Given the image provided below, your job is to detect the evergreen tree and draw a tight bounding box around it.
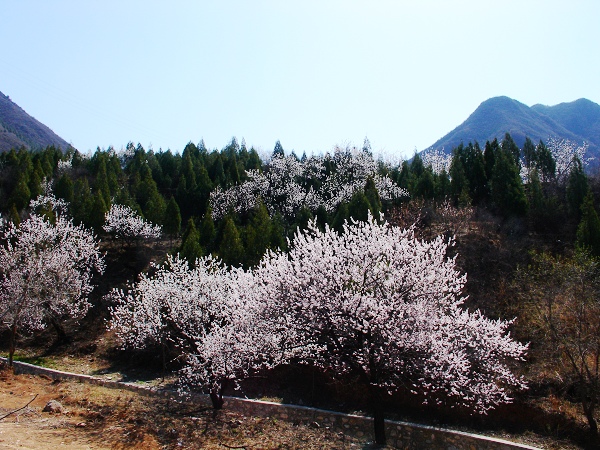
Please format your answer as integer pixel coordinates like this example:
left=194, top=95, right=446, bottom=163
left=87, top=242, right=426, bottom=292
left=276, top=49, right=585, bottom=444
left=272, top=140, right=285, bottom=157
left=89, top=192, right=108, bottom=233
left=576, top=192, right=600, bottom=257
left=270, top=212, right=286, bottom=251
left=449, top=151, right=469, bottom=204
left=180, top=218, right=203, bottom=266
left=348, top=191, right=371, bottom=223
left=434, top=169, right=451, bottom=199
left=218, top=216, right=244, bottom=267
left=484, top=139, right=499, bottom=181
left=315, top=204, right=329, bottom=231
left=28, top=161, right=43, bottom=200
left=95, top=156, right=111, bottom=206
left=364, top=177, right=382, bottom=218
left=522, top=137, right=537, bottom=172
left=244, top=201, right=272, bottom=267
left=536, top=140, right=556, bottom=182
left=199, top=208, right=217, bottom=252
left=332, top=203, right=350, bottom=234
left=463, top=142, right=488, bottom=204
left=501, top=133, right=521, bottom=166
left=490, top=148, right=528, bottom=216
left=567, top=157, right=588, bottom=220
left=414, top=167, right=435, bottom=200
left=292, top=206, right=314, bottom=233
left=55, top=173, right=74, bottom=204
left=163, top=197, right=182, bottom=238
left=72, top=178, right=94, bottom=226
left=9, top=175, right=31, bottom=211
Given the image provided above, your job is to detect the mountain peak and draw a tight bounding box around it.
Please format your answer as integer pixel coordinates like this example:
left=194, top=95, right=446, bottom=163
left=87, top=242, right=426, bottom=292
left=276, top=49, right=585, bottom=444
left=0, top=91, right=70, bottom=152
left=426, top=96, right=600, bottom=160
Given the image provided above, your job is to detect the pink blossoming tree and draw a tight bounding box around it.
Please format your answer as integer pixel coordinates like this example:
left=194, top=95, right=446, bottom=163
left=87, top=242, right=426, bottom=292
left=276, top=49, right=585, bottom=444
left=0, top=212, right=104, bottom=366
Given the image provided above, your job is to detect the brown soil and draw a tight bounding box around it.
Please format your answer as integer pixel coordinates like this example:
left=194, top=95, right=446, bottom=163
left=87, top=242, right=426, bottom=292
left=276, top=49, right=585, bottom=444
left=0, top=368, right=364, bottom=449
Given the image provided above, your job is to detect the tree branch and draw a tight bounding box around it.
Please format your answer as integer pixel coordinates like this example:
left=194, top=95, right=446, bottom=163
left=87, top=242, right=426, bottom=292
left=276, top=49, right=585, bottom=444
left=0, top=393, right=38, bottom=421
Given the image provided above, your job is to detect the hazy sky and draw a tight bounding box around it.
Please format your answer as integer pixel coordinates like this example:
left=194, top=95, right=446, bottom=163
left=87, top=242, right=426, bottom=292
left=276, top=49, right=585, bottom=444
left=1, top=1, right=599, bottom=160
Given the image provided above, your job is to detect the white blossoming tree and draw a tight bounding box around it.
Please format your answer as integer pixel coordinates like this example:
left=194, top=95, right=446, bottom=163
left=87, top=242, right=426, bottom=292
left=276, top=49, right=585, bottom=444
left=103, top=203, right=162, bottom=243
left=109, top=216, right=526, bottom=445
left=209, top=148, right=408, bottom=220
left=257, top=216, right=528, bottom=444
left=546, top=137, right=591, bottom=184
left=109, top=254, right=291, bottom=409
left=0, top=213, right=105, bottom=366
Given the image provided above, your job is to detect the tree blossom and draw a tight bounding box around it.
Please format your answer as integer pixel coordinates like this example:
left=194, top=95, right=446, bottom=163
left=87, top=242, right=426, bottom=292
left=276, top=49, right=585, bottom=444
left=109, top=255, right=292, bottom=408
left=546, top=137, right=591, bottom=184
left=109, top=214, right=526, bottom=444
left=103, top=203, right=162, bottom=241
left=421, top=148, right=452, bottom=175
left=256, top=215, right=527, bottom=443
left=29, top=190, right=69, bottom=218
left=0, top=213, right=105, bottom=365
left=210, top=148, right=408, bottom=220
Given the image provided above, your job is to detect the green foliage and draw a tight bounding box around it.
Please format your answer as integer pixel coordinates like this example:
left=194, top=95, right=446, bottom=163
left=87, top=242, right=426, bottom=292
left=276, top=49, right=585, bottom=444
left=491, top=146, right=528, bottom=217
left=364, top=177, right=382, bottom=218
left=567, top=157, right=588, bottom=220
left=163, top=197, right=182, bottom=237
left=576, top=192, right=600, bottom=257
left=180, top=218, right=203, bottom=265
left=9, top=174, right=30, bottom=211
left=55, top=173, right=74, bottom=204
left=218, top=216, right=244, bottom=267
left=199, top=208, right=217, bottom=252
left=244, top=201, right=272, bottom=267
left=348, top=191, right=371, bottom=223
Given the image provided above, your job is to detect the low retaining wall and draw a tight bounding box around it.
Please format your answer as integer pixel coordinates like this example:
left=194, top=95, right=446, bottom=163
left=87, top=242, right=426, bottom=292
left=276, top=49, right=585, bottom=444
left=1, top=357, right=539, bottom=450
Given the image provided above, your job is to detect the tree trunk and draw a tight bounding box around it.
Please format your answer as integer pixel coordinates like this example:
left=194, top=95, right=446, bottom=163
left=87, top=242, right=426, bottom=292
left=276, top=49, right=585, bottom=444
left=8, top=323, right=17, bottom=367
left=209, top=380, right=227, bottom=410
left=582, top=400, right=598, bottom=437
left=369, top=385, right=386, bottom=445
left=49, top=316, right=69, bottom=344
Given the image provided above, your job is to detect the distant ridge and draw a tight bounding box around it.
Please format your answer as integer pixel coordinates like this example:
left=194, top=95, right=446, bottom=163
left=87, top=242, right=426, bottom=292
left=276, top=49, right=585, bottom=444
left=0, top=91, right=70, bottom=152
left=426, top=96, right=600, bottom=159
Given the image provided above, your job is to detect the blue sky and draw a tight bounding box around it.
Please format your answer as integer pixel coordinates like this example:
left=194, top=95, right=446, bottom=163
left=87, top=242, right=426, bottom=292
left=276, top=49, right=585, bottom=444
left=1, top=1, right=599, bottom=160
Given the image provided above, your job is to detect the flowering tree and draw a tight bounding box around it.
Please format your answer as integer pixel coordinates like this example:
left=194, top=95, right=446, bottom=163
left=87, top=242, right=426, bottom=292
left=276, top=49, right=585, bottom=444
left=209, top=148, right=408, bottom=220
left=0, top=213, right=105, bottom=366
left=421, top=148, right=452, bottom=175
left=103, top=203, right=162, bottom=243
left=257, top=216, right=527, bottom=444
left=109, top=255, right=291, bottom=409
left=546, top=137, right=591, bottom=184
left=109, top=215, right=526, bottom=444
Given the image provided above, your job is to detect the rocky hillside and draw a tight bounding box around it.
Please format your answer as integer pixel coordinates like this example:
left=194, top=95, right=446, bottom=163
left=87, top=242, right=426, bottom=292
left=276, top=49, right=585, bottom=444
left=0, top=91, right=70, bottom=152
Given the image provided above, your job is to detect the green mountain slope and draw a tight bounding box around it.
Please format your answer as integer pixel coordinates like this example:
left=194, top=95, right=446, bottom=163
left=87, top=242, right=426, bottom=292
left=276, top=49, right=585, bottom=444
left=427, top=96, right=600, bottom=158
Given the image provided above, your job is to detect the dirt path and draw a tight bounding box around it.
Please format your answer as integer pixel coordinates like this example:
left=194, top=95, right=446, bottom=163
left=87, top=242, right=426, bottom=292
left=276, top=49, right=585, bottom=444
left=0, top=368, right=365, bottom=449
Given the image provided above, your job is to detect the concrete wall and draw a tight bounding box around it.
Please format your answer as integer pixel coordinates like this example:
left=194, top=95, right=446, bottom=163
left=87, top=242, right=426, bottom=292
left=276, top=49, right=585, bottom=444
left=1, top=357, right=539, bottom=450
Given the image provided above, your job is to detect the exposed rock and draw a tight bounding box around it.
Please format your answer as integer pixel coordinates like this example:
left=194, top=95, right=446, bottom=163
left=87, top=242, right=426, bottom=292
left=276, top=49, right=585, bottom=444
left=43, top=400, right=64, bottom=414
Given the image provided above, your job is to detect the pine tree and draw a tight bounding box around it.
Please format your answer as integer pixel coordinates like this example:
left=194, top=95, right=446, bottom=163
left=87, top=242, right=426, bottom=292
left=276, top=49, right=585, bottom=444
left=244, top=201, right=272, bottom=267
left=567, top=157, right=588, bottom=221
left=180, top=218, right=203, bottom=266
left=576, top=191, right=600, bottom=257
left=55, top=173, right=74, bottom=204
left=218, top=216, right=244, bottom=267
left=163, top=197, right=182, bottom=238
left=364, top=177, right=382, bottom=218
left=9, top=175, right=31, bottom=211
left=199, top=208, right=217, bottom=252
left=348, top=191, right=371, bottom=223
left=490, top=148, right=528, bottom=217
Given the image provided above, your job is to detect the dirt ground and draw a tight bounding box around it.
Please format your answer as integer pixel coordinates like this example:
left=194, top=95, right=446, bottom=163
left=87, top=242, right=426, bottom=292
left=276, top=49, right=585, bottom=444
left=0, top=368, right=366, bottom=450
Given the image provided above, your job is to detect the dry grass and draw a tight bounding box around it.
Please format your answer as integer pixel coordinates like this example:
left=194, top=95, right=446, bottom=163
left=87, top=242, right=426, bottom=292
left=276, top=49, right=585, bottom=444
left=0, top=368, right=367, bottom=449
